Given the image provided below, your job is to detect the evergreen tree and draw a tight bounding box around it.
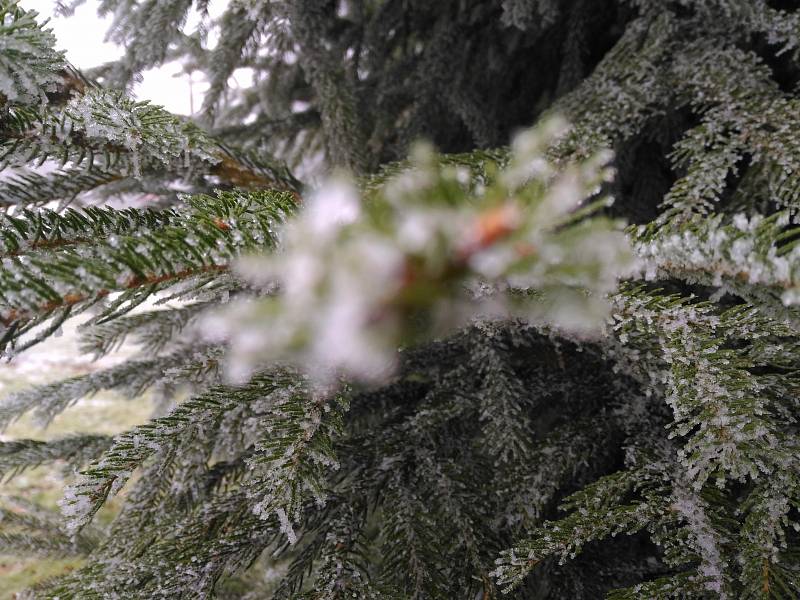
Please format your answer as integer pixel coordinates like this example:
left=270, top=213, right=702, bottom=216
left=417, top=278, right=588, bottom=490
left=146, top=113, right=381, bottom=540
left=2, top=0, right=800, bottom=598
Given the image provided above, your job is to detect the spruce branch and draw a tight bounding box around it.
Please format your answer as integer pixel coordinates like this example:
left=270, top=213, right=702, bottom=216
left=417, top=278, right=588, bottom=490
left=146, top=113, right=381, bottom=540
left=0, top=435, right=112, bottom=479
left=0, top=1, right=64, bottom=105
left=0, top=189, right=296, bottom=352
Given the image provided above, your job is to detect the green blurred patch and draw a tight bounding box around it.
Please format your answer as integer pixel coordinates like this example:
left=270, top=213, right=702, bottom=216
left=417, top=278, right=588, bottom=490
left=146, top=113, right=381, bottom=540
left=0, top=372, right=153, bottom=594
left=5, top=393, right=154, bottom=440
left=0, top=556, right=84, bottom=600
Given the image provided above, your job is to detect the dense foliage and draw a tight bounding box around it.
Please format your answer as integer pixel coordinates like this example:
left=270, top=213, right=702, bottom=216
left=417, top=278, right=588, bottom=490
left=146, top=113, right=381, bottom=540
left=3, top=0, right=800, bottom=598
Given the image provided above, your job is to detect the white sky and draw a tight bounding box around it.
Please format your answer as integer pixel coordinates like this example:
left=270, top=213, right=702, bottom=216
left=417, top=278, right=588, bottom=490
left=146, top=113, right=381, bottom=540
left=20, top=0, right=211, bottom=115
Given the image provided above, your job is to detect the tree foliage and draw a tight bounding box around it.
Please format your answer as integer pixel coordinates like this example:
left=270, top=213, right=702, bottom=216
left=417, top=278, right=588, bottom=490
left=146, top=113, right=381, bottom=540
left=2, top=0, right=800, bottom=598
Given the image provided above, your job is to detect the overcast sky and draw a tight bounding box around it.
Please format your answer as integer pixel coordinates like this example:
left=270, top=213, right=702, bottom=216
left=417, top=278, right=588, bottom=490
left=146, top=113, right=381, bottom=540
left=21, top=0, right=208, bottom=115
